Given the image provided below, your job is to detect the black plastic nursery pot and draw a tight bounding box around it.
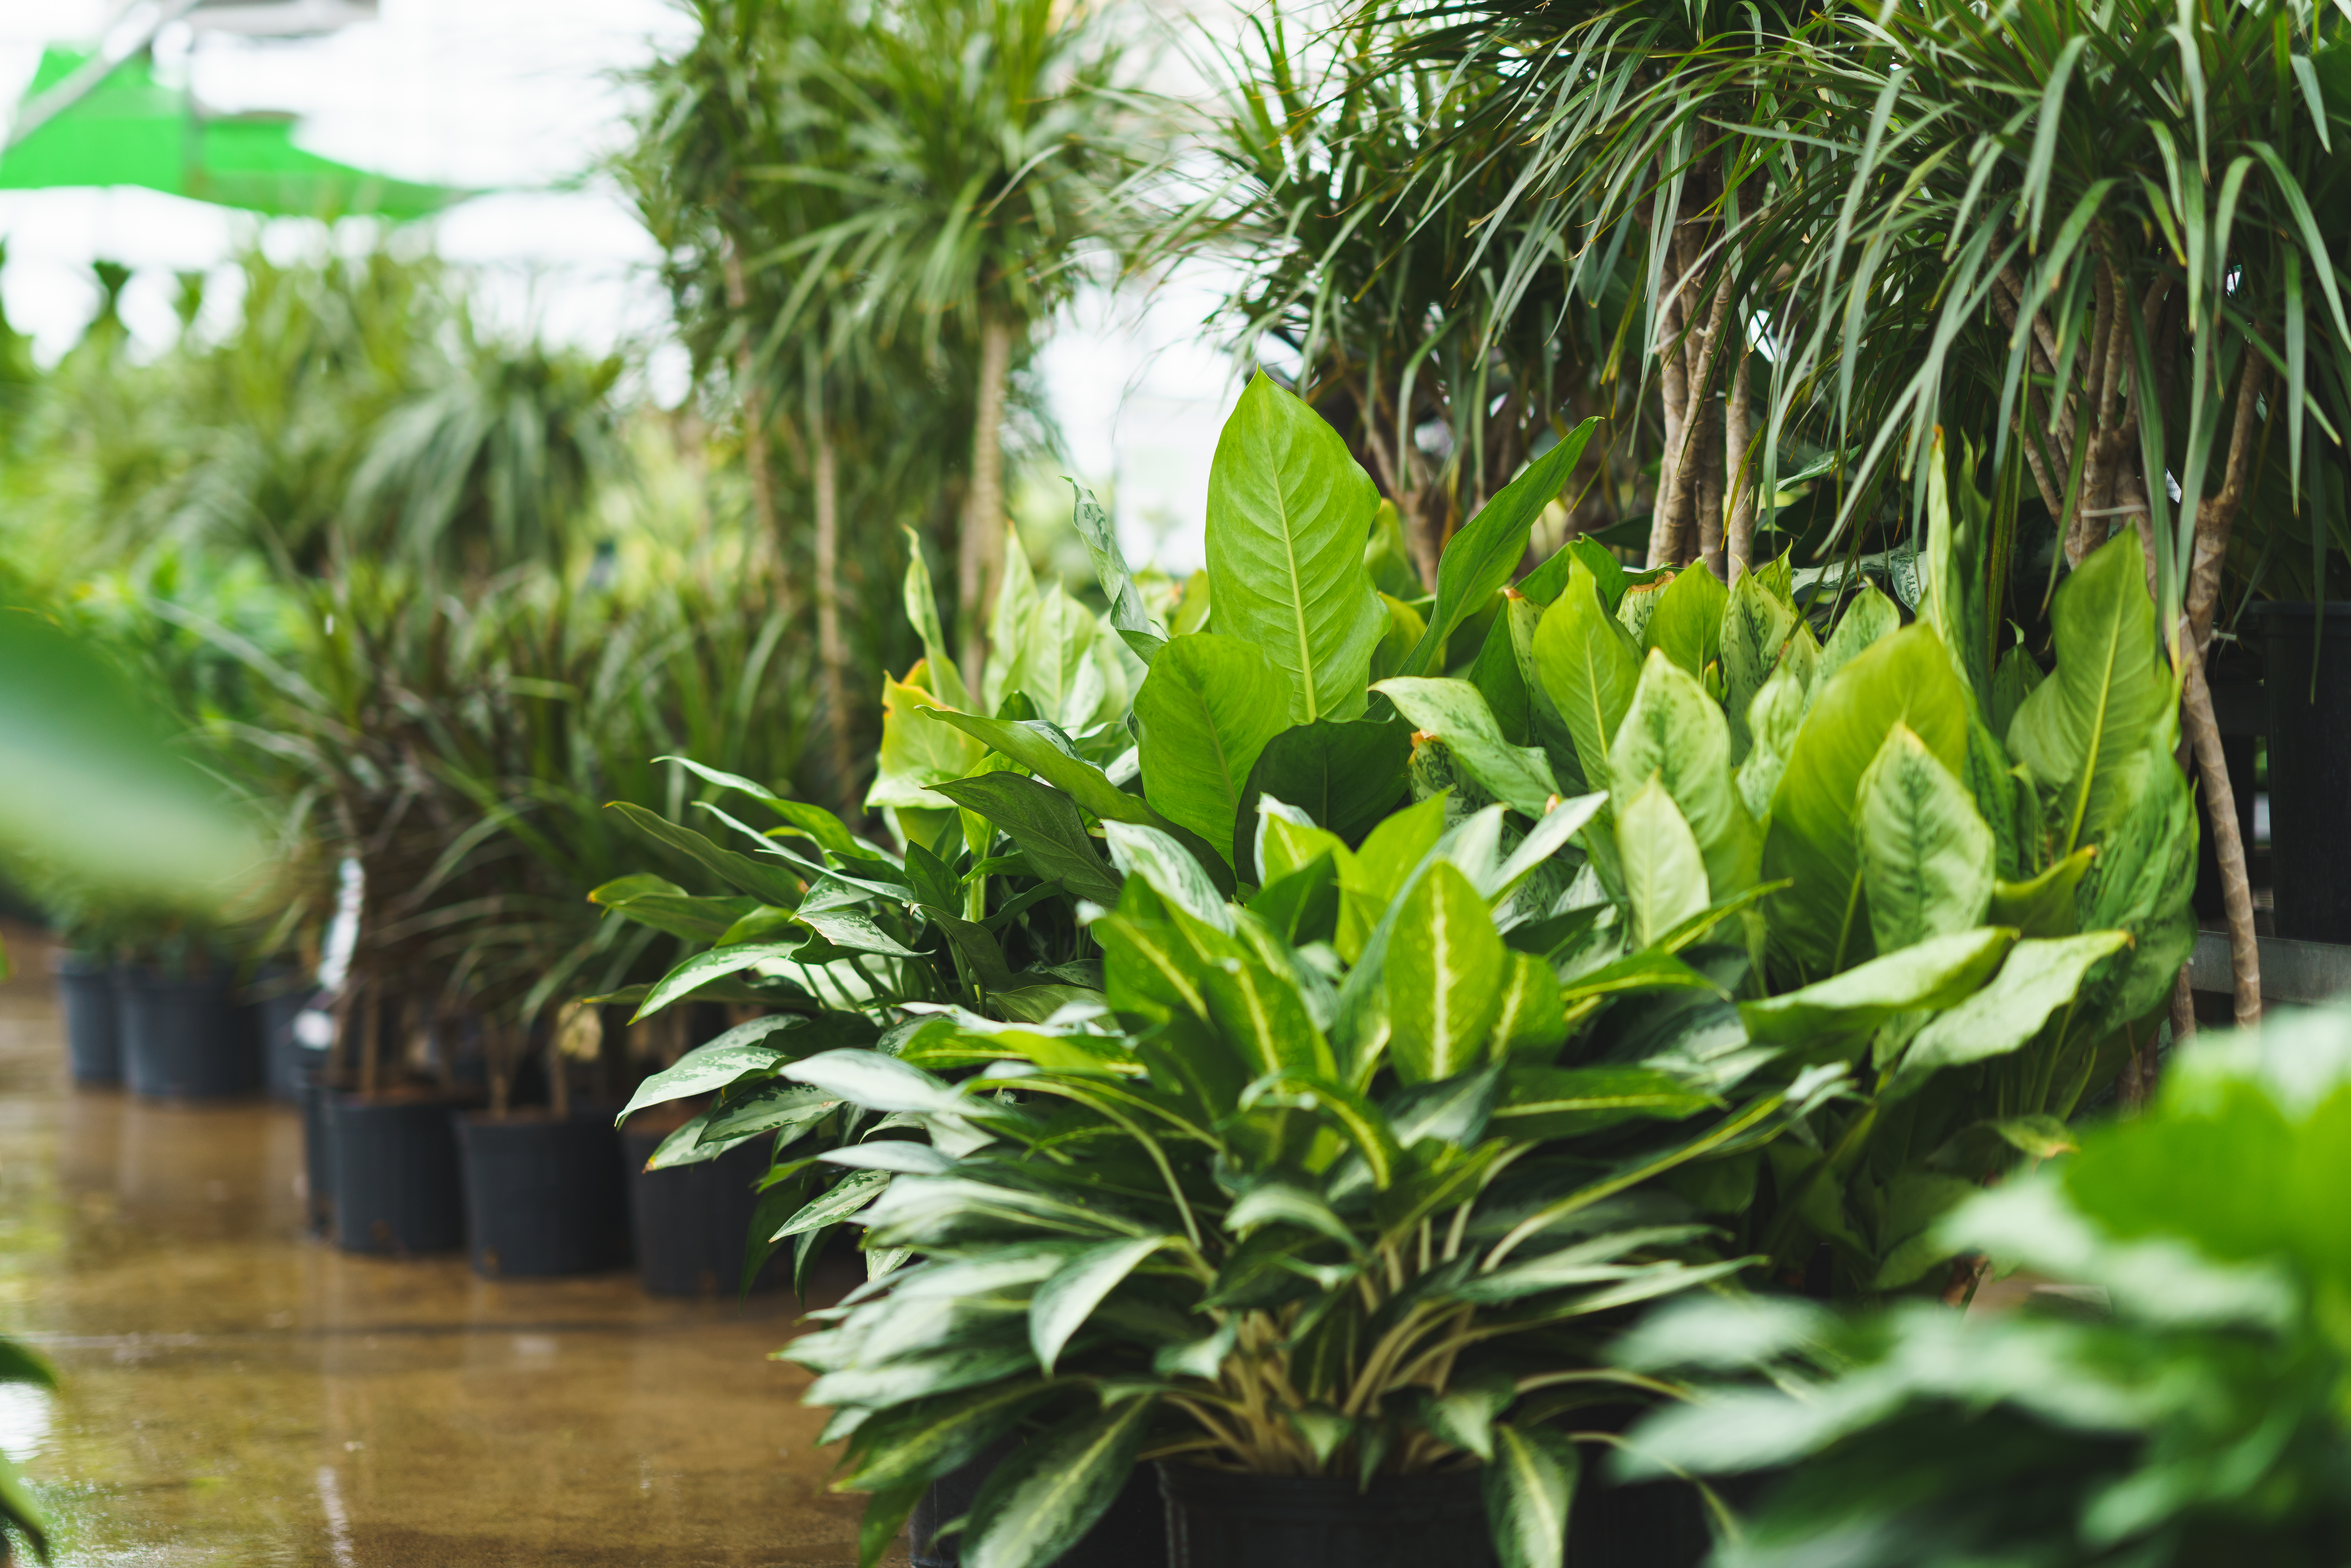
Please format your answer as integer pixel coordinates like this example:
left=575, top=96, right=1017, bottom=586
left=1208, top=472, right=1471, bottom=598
left=622, top=1123, right=783, bottom=1296
left=247, top=968, right=315, bottom=1104
left=458, top=1111, right=632, bottom=1278
left=909, top=1444, right=1167, bottom=1568
left=120, top=967, right=260, bottom=1100
left=330, top=1091, right=467, bottom=1255
left=1157, top=1463, right=1494, bottom=1568
left=300, top=1068, right=337, bottom=1236
left=2255, top=601, right=2351, bottom=943
left=54, top=953, right=121, bottom=1087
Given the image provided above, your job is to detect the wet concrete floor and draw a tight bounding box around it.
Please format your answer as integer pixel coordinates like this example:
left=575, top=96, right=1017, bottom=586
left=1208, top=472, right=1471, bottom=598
left=0, top=934, right=895, bottom=1566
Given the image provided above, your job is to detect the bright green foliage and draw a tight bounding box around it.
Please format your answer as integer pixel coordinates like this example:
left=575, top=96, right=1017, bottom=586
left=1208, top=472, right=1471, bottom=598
left=1854, top=725, right=1993, bottom=954
left=1626, top=1009, right=2351, bottom=1567
left=1134, top=633, right=1288, bottom=864
left=1206, top=373, right=1387, bottom=724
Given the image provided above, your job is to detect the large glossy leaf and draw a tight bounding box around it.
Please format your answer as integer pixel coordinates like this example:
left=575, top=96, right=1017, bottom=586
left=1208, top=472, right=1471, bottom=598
left=923, top=708, right=1150, bottom=826
left=1737, top=664, right=1808, bottom=821
left=1641, top=564, right=1728, bottom=679
left=1492, top=1066, right=1718, bottom=1138
left=1812, top=582, right=1901, bottom=694
left=657, top=754, right=870, bottom=860
left=633, top=939, right=807, bottom=1021
left=1611, top=649, right=1755, bottom=901
left=2006, top=531, right=2176, bottom=854
left=1739, top=926, right=2016, bottom=1043
left=1855, top=724, right=1993, bottom=953
left=1763, top=625, right=1972, bottom=979
left=1030, top=1236, right=1172, bottom=1372
left=998, top=585, right=1110, bottom=731
left=1205, top=372, right=1385, bottom=723
left=1531, top=562, right=1644, bottom=790
left=1401, top=418, right=1598, bottom=676
left=1485, top=1423, right=1581, bottom=1568
left=589, top=876, right=761, bottom=942
left=794, top=905, right=924, bottom=957
left=963, top=1398, right=1159, bottom=1568
left=835, top=1381, right=1057, bottom=1495
left=1135, top=633, right=1290, bottom=866
left=1385, top=860, right=1510, bottom=1083
left=1616, top=780, right=1710, bottom=948
left=1375, top=677, right=1560, bottom=817
left=1234, top=718, right=1411, bottom=873
left=614, top=1020, right=798, bottom=1120
left=1070, top=480, right=1166, bottom=662
left=1990, top=848, right=2094, bottom=937
left=868, top=667, right=985, bottom=812
left=699, top=1082, right=841, bottom=1144
left=774, top=1168, right=893, bottom=1241
left=928, top=773, right=1122, bottom=903
left=900, top=535, right=971, bottom=711
left=1887, top=932, right=2131, bottom=1097
left=784, top=1049, right=968, bottom=1117
left=1104, top=821, right=1233, bottom=933
left=1721, top=571, right=1797, bottom=761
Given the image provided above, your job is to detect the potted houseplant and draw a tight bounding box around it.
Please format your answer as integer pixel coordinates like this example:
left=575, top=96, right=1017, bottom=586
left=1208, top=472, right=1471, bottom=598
left=117, top=917, right=261, bottom=1101
left=777, top=809, right=1840, bottom=1568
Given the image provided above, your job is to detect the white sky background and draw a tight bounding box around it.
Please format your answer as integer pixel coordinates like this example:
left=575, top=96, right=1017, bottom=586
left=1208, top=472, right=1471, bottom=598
left=0, top=0, right=1247, bottom=574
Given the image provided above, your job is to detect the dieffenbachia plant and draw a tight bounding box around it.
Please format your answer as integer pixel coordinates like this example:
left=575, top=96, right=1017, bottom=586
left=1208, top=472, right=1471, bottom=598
left=782, top=800, right=1844, bottom=1568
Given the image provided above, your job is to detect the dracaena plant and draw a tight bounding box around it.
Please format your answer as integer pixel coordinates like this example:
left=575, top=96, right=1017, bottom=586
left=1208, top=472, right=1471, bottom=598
left=775, top=807, right=1843, bottom=1568
left=1616, top=1005, right=2351, bottom=1568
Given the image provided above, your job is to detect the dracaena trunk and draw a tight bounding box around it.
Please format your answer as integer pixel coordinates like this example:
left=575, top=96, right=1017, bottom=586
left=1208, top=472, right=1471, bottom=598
left=958, top=316, right=1015, bottom=680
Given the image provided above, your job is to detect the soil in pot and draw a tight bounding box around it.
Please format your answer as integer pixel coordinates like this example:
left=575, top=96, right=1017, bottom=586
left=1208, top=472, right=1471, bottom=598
left=2256, top=601, right=2351, bottom=942
left=54, top=953, right=121, bottom=1087
left=1158, top=1463, right=1494, bottom=1568
left=910, top=1442, right=1166, bottom=1568
left=330, top=1089, right=467, bottom=1255
left=121, top=967, right=259, bottom=1100
left=459, top=1110, right=632, bottom=1277
left=622, top=1115, right=784, bottom=1296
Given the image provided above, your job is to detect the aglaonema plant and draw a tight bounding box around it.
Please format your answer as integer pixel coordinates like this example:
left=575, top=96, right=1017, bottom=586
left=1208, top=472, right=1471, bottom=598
left=780, top=801, right=1844, bottom=1568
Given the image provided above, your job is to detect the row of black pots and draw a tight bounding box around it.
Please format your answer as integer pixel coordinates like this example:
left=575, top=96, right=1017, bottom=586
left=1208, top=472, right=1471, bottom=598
left=910, top=1450, right=1708, bottom=1568
left=301, top=1081, right=780, bottom=1295
left=54, top=958, right=312, bottom=1102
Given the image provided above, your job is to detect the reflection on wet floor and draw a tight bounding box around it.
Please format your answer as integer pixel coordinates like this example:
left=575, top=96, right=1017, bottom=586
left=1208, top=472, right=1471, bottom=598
left=0, top=932, right=887, bottom=1567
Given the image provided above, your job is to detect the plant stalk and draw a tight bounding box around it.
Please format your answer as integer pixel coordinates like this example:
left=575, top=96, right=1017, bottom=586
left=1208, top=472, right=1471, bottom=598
left=958, top=315, right=1015, bottom=679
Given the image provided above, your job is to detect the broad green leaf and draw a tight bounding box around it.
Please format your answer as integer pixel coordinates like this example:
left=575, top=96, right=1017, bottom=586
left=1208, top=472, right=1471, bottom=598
left=1402, top=418, right=1597, bottom=675
left=1887, top=932, right=2131, bottom=1096
left=2006, top=531, right=2176, bottom=854
left=1812, top=583, right=1901, bottom=695
left=1616, top=575, right=1668, bottom=641
left=1739, top=926, right=2016, bottom=1043
left=699, top=1082, right=840, bottom=1144
left=1485, top=1424, right=1581, bottom=1568
left=1855, top=724, right=1993, bottom=953
left=1375, top=677, right=1560, bottom=817
left=1235, top=718, right=1411, bottom=873
left=963, top=1398, right=1159, bottom=1568
left=999, top=585, right=1109, bottom=730
left=868, top=669, right=985, bottom=812
left=983, top=524, right=1040, bottom=714
left=632, top=940, right=806, bottom=1021
left=1203, top=945, right=1335, bottom=1079
left=2076, top=738, right=2198, bottom=1027
left=1228, top=1182, right=1359, bottom=1249
left=1531, top=562, right=1643, bottom=792
left=1205, top=372, right=1385, bottom=723
left=644, top=1109, right=755, bottom=1169
left=1031, top=1236, right=1172, bottom=1372
left=1386, top=860, right=1510, bottom=1083
left=1104, top=821, right=1233, bottom=934
left=1416, top=1368, right=1518, bottom=1461
left=1467, top=611, right=1533, bottom=745
left=1369, top=591, right=1428, bottom=684
left=1990, top=643, right=2044, bottom=741
left=1721, top=570, right=1796, bottom=761
left=784, top=1049, right=968, bottom=1117
left=1493, top=950, right=1568, bottom=1059
left=1135, top=633, right=1289, bottom=865
left=1337, top=793, right=1450, bottom=962
left=773, top=1168, right=893, bottom=1240
left=794, top=906, right=924, bottom=957
left=615, top=1021, right=797, bottom=1120
left=1641, top=564, right=1728, bottom=679
left=1990, top=847, right=2094, bottom=937
left=1491, top=791, right=1608, bottom=902
left=1611, top=649, right=1755, bottom=901
left=591, top=880, right=761, bottom=943
left=1738, top=664, right=1808, bottom=821
left=807, top=1344, right=1034, bottom=1411
left=834, top=1381, right=1057, bottom=1495
left=858, top=1484, right=924, bottom=1568
left=1255, top=798, right=1351, bottom=885
left=1492, top=1065, right=1719, bottom=1138
left=1069, top=479, right=1167, bottom=662
left=1763, top=625, right=1972, bottom=978
left=1617, top=779, right=1709, bottom=948
left=607, top=801, right=807, bottom=908
left=928, top=773, right=1122, bottom=903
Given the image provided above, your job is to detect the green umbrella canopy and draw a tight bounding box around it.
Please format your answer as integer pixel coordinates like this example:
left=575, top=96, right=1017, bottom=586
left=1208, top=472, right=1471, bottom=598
left=0, top=46, right=465, bottom=221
